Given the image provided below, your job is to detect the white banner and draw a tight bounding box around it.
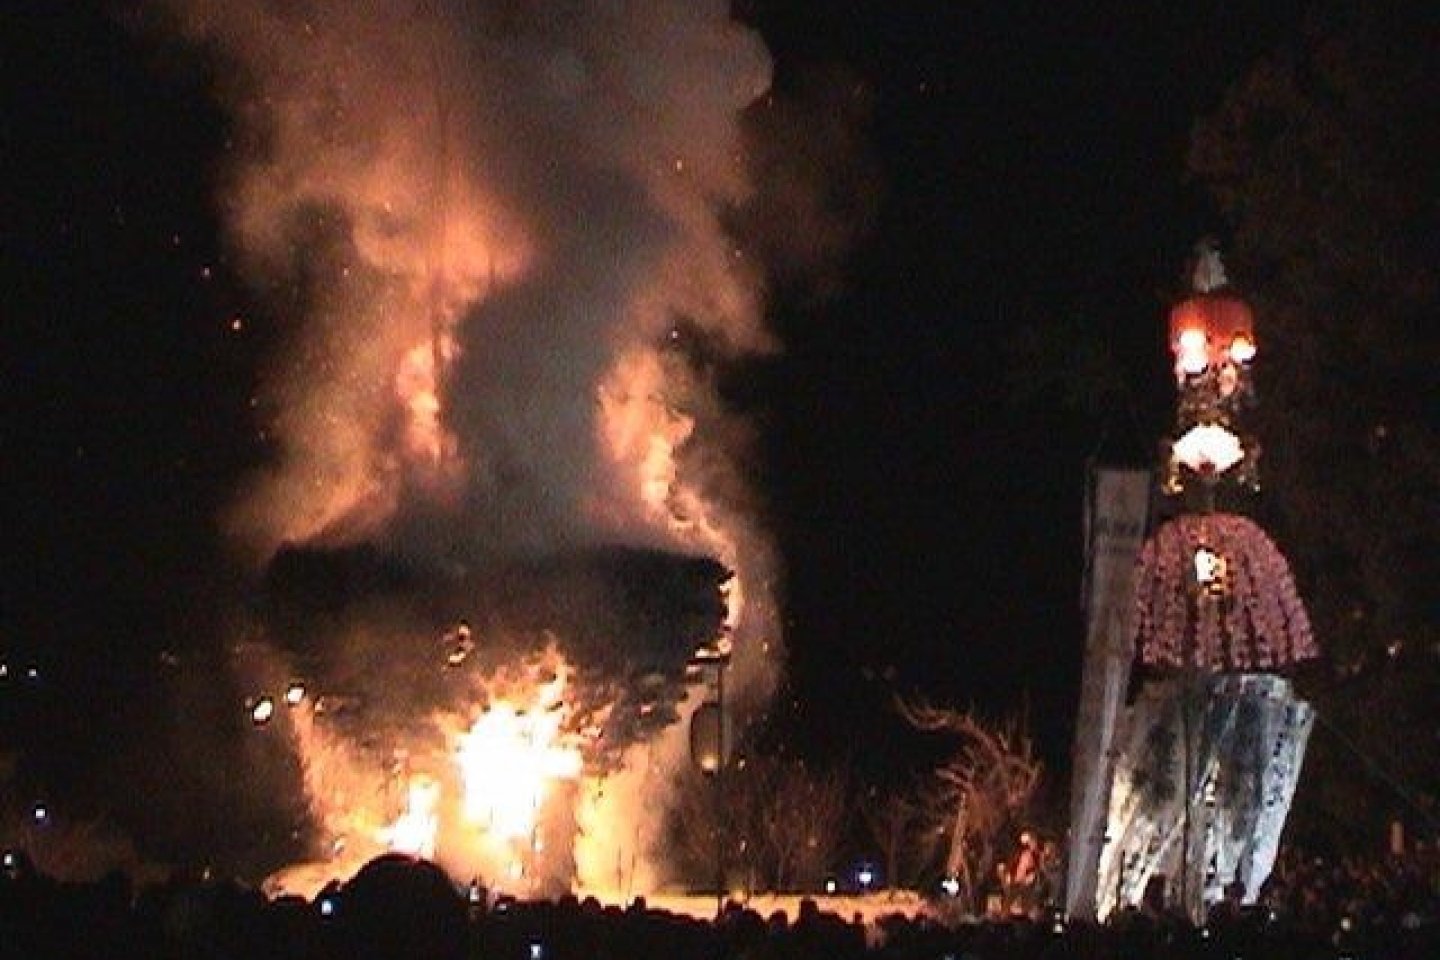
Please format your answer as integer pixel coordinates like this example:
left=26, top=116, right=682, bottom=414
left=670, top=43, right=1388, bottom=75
left=1064, top=466, right=1151, bottom=919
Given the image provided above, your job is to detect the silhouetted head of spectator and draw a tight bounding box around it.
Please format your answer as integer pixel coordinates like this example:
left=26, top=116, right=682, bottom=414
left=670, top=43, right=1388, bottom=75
left=1141, top=874, right=1167, bottom=916
left=336, top=854, right=467, bottom=960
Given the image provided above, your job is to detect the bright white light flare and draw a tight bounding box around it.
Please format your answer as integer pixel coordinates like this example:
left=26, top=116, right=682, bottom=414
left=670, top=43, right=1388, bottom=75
left=251, top=696, right=276, bottom=725
left=1229, top=334, right=1256, bottom=364
left=1172, top=424, right=1244, bottom=475
left=457, top=675, right=583, bottom=844
left=385, top=776, right=440, bottom=858
left=1176, top=328, right=1209, bottom=376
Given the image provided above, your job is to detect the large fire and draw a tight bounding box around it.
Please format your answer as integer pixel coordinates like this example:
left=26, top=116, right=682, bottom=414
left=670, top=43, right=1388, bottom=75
left=269, top=644, right=596, bottom=898
left=165, top=0, right=784, bottom=899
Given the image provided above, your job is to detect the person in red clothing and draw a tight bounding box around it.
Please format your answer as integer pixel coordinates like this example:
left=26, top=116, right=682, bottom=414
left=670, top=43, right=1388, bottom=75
left=1005, top=830, right=1042, bottom=917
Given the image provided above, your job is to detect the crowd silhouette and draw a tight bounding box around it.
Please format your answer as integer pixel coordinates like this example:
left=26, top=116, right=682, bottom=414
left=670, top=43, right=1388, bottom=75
left=2, top=845, right=1436, bottom=960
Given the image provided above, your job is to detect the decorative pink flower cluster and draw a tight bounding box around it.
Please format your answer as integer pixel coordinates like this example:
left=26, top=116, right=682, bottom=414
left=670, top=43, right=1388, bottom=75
left=1133, top=513, right=1318, bottom=671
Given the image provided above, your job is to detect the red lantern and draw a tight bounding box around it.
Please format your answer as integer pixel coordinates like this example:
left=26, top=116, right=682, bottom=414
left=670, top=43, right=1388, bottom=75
left=1168, top=292, right=1255, bottom=378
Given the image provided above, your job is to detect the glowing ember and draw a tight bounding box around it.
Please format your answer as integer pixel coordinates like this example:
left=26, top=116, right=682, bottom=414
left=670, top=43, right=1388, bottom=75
left=250, top=696, right=275, bottom=725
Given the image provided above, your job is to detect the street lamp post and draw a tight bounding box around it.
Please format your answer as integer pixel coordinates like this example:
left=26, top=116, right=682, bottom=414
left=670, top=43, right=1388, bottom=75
left=688, top=643, right=731, bottom=915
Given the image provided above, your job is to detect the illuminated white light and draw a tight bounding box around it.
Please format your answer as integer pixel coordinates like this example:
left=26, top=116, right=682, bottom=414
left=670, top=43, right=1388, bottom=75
left=857, top=867, right=875, bottom=888
left=941, top=876, right=961, bottom=897
left=824, top=878, right=837, bottom=894
left=385, top=777, right=440, bottom=858
left=457, top=694, right=583, bottom=843
left=1194, top=547, right=1225, bottom=586
left=1229, top=334, right=1257, bottom=363
left=284, top=682, right=306, bottom=706
left=1172, top=424, right=1244, bottom=474
left=1176, top=328, right=1209, bottom=375
left=32, top=805, right=48, bottom=824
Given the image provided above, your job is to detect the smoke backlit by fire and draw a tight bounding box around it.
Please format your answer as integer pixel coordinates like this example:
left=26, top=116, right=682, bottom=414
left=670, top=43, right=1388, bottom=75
left=161, top=0, right=784, bottom=893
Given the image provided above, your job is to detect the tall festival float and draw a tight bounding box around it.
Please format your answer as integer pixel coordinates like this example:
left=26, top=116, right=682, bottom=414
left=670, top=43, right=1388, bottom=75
left=1068, top=243, right=1319, bottom=922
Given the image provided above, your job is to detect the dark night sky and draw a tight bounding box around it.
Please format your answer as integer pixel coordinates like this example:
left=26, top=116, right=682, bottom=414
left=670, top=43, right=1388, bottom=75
left=2, top=0, right=1310, bottom=839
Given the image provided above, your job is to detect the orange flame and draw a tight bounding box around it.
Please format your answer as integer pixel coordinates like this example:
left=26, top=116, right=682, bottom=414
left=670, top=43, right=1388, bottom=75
left=455, top=667, right=583, bottom=845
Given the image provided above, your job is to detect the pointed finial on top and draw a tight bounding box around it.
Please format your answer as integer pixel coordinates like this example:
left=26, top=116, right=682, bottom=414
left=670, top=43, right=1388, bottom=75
left=1191, top=237, right=1228, bottom=293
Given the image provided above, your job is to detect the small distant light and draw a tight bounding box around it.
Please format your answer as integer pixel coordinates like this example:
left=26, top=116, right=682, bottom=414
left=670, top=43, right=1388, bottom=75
left=284, top=682, right=306, bottom=706
left=1340, top=916, right=1353, bottom=932
left=529, top=942, right=544, bottom=960
left=1200, top=926, right=1211, bottom=939
left=0, top=662, right=8, bottom=678
left=856, top=867, right=874, bottom=889
left=824, top=879, right=837, bottom=894
left=251, top=696, right=275, bottom=726
left=319, top=897, right=337, bottom=917
left=468, top=882, right=483, bottom=904
left=3, top=850, right=17, bottom=870
left=32, top=804, right=48, bottom=824
left=940, top=877, right=961, bottom=897
left=25, top=666, right=39, bottom=682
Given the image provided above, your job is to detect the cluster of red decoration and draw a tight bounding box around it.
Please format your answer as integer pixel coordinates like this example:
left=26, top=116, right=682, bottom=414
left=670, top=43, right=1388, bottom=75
left=1133, top=514, right=1317, bottom=672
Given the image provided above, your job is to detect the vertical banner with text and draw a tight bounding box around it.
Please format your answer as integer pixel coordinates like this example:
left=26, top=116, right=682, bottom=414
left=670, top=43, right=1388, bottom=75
left=1064, top=466, right=1151, bottom=919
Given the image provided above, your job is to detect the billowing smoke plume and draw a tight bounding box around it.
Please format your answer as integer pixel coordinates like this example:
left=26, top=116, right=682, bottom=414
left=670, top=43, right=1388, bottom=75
left=164, top=0, right=778, bottom=691
left=159, top=0, right=784, bottom=888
